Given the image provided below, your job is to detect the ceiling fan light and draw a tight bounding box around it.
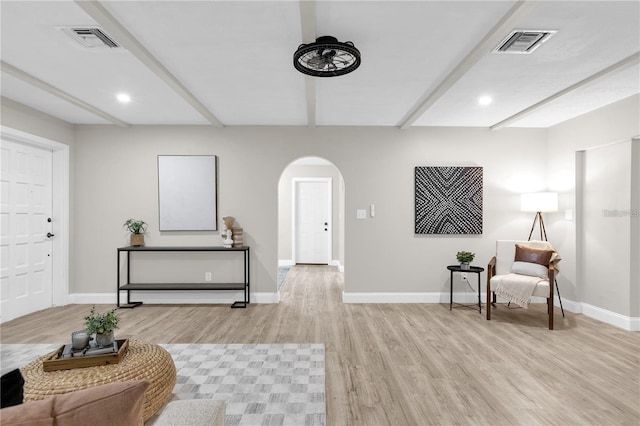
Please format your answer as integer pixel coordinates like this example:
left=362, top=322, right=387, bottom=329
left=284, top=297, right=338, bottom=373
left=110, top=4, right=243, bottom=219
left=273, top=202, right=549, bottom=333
left=116, top=93, right=131, bottom=103
left=478, top=96, right=492, bottom=106
left=293, top=36, right=361, bottom=77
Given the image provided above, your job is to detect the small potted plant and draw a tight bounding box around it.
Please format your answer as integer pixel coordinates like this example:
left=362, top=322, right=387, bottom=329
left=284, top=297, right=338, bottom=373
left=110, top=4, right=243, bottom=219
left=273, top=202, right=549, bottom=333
left=456, top=251, right=475, bottom=270
left=84, top=306, right=119, bottom=348
left=124, top=219, right=147, bottom=246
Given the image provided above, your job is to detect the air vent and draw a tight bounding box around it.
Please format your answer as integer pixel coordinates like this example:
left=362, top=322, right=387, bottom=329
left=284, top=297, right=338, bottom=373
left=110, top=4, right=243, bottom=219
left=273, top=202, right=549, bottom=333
left=493, top=30, right=557, bottom=54
left=59, top=27, right=120, bottom=48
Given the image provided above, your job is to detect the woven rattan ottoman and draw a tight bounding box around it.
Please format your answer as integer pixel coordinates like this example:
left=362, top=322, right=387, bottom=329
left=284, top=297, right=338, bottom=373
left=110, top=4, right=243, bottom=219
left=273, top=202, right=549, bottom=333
left=21, top=339, right=176, bottom=422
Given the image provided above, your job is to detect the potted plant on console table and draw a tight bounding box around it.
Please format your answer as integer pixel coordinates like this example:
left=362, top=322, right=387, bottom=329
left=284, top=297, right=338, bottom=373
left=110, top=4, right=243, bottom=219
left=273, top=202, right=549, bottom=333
left=84, top=306, right=119, bottom=348
left=124, top=218, right=147, bottom=247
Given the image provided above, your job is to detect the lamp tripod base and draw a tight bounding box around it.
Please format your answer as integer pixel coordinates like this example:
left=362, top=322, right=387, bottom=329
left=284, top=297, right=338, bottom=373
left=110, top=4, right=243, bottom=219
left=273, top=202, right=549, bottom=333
left=527, top=211, right=565, bottom=317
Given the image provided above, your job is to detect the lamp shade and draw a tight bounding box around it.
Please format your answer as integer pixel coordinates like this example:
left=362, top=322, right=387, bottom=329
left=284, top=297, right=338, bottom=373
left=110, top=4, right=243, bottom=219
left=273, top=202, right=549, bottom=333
left=520, top=192, right=558, bottom=212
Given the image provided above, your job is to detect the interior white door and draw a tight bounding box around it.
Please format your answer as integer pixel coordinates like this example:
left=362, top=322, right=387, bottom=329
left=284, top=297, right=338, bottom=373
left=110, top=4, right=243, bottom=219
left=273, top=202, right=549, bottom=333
left=0, top=139, right=53, bottom=322
left=294, top=179, right=330, bottom=264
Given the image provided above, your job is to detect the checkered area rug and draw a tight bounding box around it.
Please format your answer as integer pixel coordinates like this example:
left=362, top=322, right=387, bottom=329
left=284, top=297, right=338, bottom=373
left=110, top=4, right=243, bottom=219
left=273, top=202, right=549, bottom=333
left=0, top=343, right=326, bottom=426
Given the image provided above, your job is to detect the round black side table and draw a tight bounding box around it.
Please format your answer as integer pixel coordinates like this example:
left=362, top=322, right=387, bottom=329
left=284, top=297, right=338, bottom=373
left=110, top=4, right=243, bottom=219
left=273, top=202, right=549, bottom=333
left=447, top=265, right=485, bottom=313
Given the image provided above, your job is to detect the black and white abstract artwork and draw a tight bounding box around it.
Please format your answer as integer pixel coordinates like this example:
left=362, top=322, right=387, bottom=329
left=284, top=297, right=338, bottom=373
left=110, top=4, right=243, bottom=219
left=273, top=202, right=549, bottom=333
left=415, top=166, right=483, bottom=234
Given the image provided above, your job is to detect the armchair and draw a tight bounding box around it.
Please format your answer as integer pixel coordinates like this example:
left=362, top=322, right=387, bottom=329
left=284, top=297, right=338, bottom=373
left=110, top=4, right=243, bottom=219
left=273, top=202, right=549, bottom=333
left=486, top=240, right=559, bottom=329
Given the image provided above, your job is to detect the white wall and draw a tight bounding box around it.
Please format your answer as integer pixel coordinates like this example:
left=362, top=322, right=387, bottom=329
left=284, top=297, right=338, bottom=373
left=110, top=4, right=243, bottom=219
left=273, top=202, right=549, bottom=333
left=580, top=142, right=632, bottom=315
left=3, top=94, right=638, bottom=326
left=340, top=127, right=548, bottom=294
left=632, top=138, right=640, bottom=318
left=70, top=125, right=547, bottom=300
left=548, top=94, right=640, bottom=321
left=1, top=98, right=75, bottom=146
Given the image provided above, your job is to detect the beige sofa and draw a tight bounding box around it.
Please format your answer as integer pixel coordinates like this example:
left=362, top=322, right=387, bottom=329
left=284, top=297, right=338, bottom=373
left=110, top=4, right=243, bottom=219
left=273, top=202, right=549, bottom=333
left=0, top=380, right=225, bottom=426
left=147, top=399, right=226, bottom=426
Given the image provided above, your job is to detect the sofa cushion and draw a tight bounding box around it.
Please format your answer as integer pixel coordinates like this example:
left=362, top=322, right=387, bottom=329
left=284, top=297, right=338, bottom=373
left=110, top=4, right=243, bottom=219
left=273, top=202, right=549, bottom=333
left=1, top=369, right=25, bottom=408
left=489, top=273, right=550, bottom=298
left=495, top=240, right=554, bottom=276
left=0, top=380, right=149, bottom=426
left=510, top=260, right=549, bottom=279
left=148, top=399, right=226, bottom=426
left=514, top=244, right=554, bottom=266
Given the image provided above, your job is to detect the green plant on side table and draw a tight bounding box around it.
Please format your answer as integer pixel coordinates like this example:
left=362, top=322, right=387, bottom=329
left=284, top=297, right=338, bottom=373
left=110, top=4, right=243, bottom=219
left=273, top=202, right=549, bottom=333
left=456, top=251, right=475, bottom=270
left=124, top=218, right=147, bottom=247
left=85, top=306, right=119, bottom=348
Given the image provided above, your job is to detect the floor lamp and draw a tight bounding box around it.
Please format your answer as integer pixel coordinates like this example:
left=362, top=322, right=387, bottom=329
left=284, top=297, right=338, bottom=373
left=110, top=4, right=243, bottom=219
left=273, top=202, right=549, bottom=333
left=520, top=192, right=565, bottom=317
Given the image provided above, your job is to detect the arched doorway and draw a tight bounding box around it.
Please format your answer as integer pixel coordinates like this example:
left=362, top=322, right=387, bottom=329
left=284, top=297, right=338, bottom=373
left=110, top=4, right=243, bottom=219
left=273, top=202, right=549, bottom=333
left=277, top=156, right=345, bottom=295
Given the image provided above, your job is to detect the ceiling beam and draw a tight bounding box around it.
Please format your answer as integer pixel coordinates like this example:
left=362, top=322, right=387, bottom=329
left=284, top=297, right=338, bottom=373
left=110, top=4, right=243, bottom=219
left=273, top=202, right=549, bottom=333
left=1, top=61, right=129, bottom=127
left=299, top=0, right=317, bottom=128
left=75, top=0, right=224, bottom=127
left=491, top=52, right=640, bottom=129
left=399, top=0, right=536, bottom=130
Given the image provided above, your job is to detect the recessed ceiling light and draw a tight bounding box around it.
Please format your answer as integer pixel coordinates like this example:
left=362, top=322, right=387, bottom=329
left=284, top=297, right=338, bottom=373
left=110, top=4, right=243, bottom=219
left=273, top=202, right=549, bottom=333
left=478, top=96, right=492, bottom=106
left=116, top=93, right=131, bottom=103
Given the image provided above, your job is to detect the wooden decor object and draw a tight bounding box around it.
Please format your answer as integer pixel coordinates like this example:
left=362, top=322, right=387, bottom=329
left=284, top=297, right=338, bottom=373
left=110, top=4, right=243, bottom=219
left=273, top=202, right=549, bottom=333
left=232, top=227, right=244, bottom=247
left=43, top=339, right=129, bottom=371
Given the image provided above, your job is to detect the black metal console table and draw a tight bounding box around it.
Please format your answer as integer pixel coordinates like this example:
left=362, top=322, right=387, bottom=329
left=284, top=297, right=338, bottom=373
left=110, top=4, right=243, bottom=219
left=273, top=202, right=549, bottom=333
left=117, top=246, right=250, bottom=309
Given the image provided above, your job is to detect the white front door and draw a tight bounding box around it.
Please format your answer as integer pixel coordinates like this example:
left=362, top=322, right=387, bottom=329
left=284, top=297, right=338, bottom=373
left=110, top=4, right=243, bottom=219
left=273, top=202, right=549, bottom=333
left=294, top=179, right=331, bottom=264
left=0, top=139, right=53, bottom=322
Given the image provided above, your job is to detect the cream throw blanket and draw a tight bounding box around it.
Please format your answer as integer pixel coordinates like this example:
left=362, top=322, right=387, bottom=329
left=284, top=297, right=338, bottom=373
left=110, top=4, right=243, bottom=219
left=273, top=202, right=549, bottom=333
left=493, top=251, right=561, bottom=309
left=493, top=273, right=546, bottom=309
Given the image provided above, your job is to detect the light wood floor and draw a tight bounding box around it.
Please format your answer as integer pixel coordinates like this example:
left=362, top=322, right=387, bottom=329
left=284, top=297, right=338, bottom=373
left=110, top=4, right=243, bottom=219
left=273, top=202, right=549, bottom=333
left=2, top=265, right=639, bottom=425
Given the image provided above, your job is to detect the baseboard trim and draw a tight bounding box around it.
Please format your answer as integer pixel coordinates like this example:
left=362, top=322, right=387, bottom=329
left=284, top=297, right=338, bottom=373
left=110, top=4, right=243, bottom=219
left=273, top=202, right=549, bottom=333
left=68, top=293, right=116, bottom=304
left=342, top=292, right=638, bottom=331
left=278, top=260, right=294, bottom=267
left=253, top=292, right=279, bottom=304
left=69, top=292, right=638, bottom=331
left=330, top=259, right=344, bottom=272
left=581, top=302, right=639, bottom=331
left=69, top=291, right=278, bottom=305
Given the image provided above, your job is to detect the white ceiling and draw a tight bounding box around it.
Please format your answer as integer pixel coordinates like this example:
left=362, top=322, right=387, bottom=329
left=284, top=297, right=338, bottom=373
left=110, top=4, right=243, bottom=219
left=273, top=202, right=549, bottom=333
left=1, top=1, right=638, bottom=129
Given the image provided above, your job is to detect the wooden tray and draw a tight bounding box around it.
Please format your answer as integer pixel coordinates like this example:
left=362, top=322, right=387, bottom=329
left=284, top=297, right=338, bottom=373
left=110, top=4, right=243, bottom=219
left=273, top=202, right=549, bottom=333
left=43, top=339, right=129, bottom=372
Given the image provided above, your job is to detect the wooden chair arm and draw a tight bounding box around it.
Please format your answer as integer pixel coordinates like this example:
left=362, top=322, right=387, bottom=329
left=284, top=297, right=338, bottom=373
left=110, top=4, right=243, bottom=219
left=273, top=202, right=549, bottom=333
left=486, top=256, right=497, bottom=312
left=487, top=256, right=496, bottom=278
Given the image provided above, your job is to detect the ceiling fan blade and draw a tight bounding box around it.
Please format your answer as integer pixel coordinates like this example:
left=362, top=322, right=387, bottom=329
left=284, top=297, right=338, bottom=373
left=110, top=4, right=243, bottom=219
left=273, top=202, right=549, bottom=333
left=307, top=56, right=323, bottom=67
left=321, top=49, right=337, bottom=60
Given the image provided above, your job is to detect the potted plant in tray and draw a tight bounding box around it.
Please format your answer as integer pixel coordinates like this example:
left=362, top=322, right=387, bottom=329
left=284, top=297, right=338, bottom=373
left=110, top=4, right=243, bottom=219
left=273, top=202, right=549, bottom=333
left=456, top=251, right=475, bottom=270
left=85, top=306, right=119, bottom=348
left=124, top=219, right=147, bottom=246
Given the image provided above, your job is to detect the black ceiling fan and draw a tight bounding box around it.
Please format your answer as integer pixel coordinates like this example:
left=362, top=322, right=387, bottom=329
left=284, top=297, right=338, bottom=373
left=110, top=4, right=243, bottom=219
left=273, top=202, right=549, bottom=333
left=293, top=36, right=361, bottom=77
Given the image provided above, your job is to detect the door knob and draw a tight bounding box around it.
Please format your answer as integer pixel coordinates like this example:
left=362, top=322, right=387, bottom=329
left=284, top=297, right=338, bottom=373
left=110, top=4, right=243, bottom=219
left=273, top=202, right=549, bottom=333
left=47, top=232, right=55, bottom=238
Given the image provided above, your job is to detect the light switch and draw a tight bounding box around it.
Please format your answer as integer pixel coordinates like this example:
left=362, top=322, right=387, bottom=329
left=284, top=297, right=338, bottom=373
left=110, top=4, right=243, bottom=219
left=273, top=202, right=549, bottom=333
left=356, top=209, right=367, bottom=219
left=565, top=209, right=573, bottom=221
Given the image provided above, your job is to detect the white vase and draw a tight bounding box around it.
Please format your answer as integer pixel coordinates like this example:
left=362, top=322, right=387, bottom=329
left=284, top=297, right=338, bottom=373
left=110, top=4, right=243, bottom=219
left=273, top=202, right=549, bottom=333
left=460, top=262, right=470, bottom=270
left=223, top=229, right=233, bottom=248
